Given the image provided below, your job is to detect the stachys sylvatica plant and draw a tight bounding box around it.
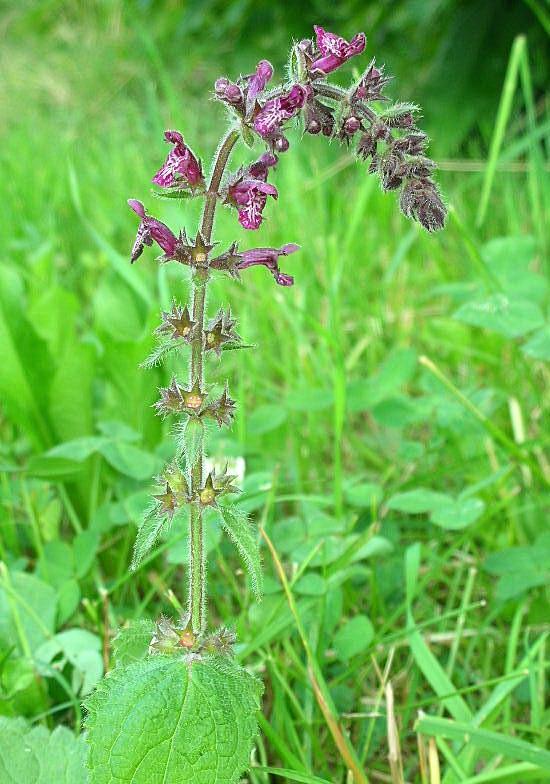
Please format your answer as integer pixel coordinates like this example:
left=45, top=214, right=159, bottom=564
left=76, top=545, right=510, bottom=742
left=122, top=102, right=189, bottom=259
left=85, top=25, right=446, bottom=784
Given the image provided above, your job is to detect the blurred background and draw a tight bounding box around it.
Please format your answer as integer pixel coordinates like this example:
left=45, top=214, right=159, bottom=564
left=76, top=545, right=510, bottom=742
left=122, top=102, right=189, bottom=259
left=0, top=0, right=549, bottom=781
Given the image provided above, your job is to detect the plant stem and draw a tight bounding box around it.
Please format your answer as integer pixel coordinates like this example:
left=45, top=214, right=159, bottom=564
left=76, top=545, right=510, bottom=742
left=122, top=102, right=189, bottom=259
left=187, top=127, right=240, bottom=633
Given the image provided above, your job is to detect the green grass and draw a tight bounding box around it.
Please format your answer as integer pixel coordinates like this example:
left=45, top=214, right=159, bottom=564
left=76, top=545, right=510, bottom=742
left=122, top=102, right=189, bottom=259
left=0, top=3, right=549, bottom=783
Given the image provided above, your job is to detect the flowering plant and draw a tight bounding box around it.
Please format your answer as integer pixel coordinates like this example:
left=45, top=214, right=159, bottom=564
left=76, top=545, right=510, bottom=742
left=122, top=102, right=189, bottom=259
left=85, top=25, right=446, bottom=784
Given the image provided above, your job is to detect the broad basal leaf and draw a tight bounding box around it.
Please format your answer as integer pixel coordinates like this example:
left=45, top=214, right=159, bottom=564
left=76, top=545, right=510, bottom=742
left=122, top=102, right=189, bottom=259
left=217, top=502, right=263, bottom=600
left=0, top=717, right=88, bottom=783
left=85, top=655, right=262, bottom=784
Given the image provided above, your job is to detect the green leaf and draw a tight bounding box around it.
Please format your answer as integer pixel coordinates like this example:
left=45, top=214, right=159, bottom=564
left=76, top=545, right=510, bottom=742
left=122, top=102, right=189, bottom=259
left=430, top=496, right=485, bottom=530
left=416, top=714, right=550, bottom=771
left=26, top=454, right=84, bottom=479
left=294, top=573, right=327, bottom=596
left=387, top=488, right=485, bottom=529
left=405, top=544, right=473, bottom=723
left=0, top=716, right=88, bottom=783
left=247, top=404, right=287, bottom=435
left=454, top=294, right=544, bottom=338
left=0, top=571, right=57, bottom=653
left=387, top=488, right=449, bottom=514
left=131, top=505, right=170, bottom=570
left=35, top=628, right=103, bottom=696
left=347, top=348, right=417, bottom=411
left=333, top=615, right=374, bottom=660
left=484, top=535, right=550, bottom=600
left=112, top=620, right=155, bottom=667
left=46, top=437, right=110, bottom=462
left=522, top=324, right=550, bottom=361
left=344, top=482, right=383, bottom=508
left=241, top=123, right=255, bottom=148
left=217, top=503, right=263, bottom=600
left=85, top=655, right=262, bottom=784
left=73, top=530, right=100, bottom=578
left=140, top=336, right=181, bottom=368
left=99, top=441, right=161, bottom=480
left=254, top=767, right=332, bottom=784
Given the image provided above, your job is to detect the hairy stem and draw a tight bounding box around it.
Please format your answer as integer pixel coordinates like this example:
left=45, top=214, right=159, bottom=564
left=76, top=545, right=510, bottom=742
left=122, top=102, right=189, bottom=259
left=187, top=127, right=240, bottom=633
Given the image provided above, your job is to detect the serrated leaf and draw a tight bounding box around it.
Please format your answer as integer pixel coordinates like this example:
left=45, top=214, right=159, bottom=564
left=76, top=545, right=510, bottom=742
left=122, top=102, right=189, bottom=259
left=151, top=188, right=196, bottom=200
left=0, top=716, right=88, bottom=783
left=140, top=337, right=182, bottom=369
left=131, top=505, right=170, bottom=569
left=217, top=503, right=263, bottom=600
left=85, top=655, right=262, bottom=784
left=112, top=620, right=155, bottom=667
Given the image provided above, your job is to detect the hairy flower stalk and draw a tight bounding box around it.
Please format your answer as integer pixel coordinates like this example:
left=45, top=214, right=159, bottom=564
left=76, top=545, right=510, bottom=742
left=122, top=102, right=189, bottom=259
left=188, top=128, right=239, bottom=633
left=126, top=24, right=447, bottom=644
left=99, top=26, right=447, bottom=782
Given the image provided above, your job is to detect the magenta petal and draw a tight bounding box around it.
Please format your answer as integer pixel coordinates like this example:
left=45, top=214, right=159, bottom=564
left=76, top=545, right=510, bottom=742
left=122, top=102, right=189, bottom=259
left=247, top=59, right=274, bottom=107
left=312, top=26, right=366, bottom=73
left=250, top=180, right=278, bottom=198
left=281, top=243, right=300, bottom=255
left=164, top=130, right=184, bottom=145
left=149, top=220, right=178, bottom=255
left=238, top=205, right=264, bottom=230
left=128, top=199, right=146, bottom=218
left=152, top=163, right=177, bottom=187
left=275, top=272, right=294, bottom=286
left=347, top=32, right=366, bottom=56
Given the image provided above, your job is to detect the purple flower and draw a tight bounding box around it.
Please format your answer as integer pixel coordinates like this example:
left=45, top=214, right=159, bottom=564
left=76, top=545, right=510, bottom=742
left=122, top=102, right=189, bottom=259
left=238, top=243, right=300, bottom=286
left=246, top=59, right=274, bottom=114
left=311, top=26, right=366, bottom=75
left=152, top=130, right=203, bottom=189
left=253, top=84, right=307, bottom=139
left=128, top=199, right=178, bottom=262
left=227, top=153, right=278, bottom=230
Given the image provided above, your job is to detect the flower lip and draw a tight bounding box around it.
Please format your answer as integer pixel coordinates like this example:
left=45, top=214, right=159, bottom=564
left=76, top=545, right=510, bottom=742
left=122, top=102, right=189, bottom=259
left=253, top=84, right=307, bottom=139
left=128, top=198, right=146, bottom=218
left=164, top=130, right=184, bottom=145
left=153, top=130, right=203, bottom=189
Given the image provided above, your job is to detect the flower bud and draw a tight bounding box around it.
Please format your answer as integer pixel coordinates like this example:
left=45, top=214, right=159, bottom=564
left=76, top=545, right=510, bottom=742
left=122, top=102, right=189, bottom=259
left=344, top=116, right=361, bottom=134
left=274, top=135, right=290, bottom=152
left=307, top=119, right=321, bottom=134
left=214, top=77, right=229, bottom=93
